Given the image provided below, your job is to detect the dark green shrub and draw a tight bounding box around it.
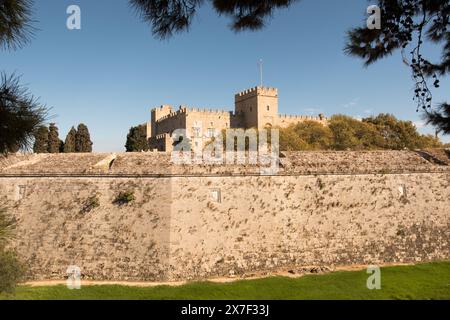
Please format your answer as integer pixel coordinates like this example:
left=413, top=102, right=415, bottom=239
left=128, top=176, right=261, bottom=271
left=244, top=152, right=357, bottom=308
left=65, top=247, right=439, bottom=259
left=0, top=250, right=24, bottom=293
left=114, top=191, right=135, bottom=205
left=81, top=195, right=100, bottom=214
left=0, top=209, right=24, bottom=294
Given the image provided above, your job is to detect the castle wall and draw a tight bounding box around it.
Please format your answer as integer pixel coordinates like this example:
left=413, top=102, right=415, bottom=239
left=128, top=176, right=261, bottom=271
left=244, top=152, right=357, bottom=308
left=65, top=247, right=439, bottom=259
left=0, top=177, right=172, bottom=281
left=185, top=109, right=232, bottom=150
left=151, top=105, right=173, bottom=138
left=154, top=110, right=187, bottom=136
left=0, top=166, right=448, bottom=281
left=277, top=114, right=328, bottom=128
left=149, top=134, right=173, bottom=152
left=169, top=173, right=449, bottom=279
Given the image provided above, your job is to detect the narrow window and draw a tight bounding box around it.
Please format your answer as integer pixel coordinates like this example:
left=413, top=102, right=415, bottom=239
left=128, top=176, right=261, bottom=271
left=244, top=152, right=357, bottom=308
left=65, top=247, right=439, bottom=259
left=207, top=128, right=215, bottom=138
left=267, top=105, right=270, bottom=111
left=15, top=185, right=26, bottom=201
left=211, top=189, right=221, bottom=203
left=192, top=127, right=201, bottom=138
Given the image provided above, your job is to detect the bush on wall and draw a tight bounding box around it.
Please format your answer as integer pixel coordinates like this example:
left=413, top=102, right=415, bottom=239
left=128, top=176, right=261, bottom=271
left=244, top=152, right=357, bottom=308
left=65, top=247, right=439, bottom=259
left=113, top=191, right=135, bottom=205
left=81, top=195, right=100, bottom=214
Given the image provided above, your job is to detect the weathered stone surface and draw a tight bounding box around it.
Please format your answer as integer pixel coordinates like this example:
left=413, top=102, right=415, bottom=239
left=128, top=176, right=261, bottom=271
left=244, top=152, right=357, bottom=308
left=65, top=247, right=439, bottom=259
left=0, top=151, right=448, bottom=281
left=0, top=150, right=448, bottom=176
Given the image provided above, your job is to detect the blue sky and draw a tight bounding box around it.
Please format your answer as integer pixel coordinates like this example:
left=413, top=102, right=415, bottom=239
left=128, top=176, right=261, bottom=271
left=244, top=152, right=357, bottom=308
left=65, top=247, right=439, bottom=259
left=2, top=0, right=449, bottom=151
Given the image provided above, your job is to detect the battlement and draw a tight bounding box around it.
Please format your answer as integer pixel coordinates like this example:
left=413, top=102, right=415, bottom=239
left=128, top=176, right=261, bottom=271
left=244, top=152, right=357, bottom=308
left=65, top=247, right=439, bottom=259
left=235, top=86, right=278, bottom=102
left=186, top=107, right=232, bottom=116
left=155, top=133, right=171, bottom=140
left=155, top=107, right=188, bottom=123
left=149, top=86, right=331, bottom=149
left=155, top=106, right=236, bottom=123
left=279, top=114, right=328, bottom=121
left=151, top=104, right=173, bottom=113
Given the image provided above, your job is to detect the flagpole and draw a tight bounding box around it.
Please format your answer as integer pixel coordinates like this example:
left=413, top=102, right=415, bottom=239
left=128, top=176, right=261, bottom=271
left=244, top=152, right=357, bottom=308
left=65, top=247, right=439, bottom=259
left=258, top=59, right=263, bottom=87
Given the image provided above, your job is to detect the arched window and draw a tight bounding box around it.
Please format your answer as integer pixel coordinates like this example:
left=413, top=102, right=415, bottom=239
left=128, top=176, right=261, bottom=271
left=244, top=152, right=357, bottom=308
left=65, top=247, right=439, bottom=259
left=267, top=105, right=270, bottom=111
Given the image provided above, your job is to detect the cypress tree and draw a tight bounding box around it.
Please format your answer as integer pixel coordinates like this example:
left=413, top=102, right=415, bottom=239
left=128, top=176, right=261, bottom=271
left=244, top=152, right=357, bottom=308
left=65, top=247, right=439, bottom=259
left=64, top=127, right=77, bottom=153
left=75, top=123, right=93, bottom=153
left=59, top=140, right=65, bottom=153
left=33, top=126, right=49, bottom=154
left=47, top=123, right=61, bottom=153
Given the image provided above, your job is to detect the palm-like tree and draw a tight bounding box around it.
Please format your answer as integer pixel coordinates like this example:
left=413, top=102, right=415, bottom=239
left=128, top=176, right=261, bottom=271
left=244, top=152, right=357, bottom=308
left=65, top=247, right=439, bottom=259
left=0, top=0, right=34, bottom=50
left=0, top=73, right=48, bottom=154
left=129, top=0, right=298, bottom=39
left=425, top=103, right=450, bottom=135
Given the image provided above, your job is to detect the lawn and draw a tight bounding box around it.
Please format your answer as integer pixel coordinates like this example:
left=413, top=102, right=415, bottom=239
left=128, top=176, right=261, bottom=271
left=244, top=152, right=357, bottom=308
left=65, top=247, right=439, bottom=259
left=1, top=261, right=449, bottom=300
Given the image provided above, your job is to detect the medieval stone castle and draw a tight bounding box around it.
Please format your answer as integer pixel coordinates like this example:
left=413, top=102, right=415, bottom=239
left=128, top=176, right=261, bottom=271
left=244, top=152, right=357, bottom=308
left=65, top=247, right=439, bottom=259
left=146, top=86, right=327, bottom=151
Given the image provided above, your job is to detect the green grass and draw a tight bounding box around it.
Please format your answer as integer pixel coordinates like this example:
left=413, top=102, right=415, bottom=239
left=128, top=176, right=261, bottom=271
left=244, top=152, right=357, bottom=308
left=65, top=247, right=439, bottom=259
left=1, top=262, right=449, bottom=300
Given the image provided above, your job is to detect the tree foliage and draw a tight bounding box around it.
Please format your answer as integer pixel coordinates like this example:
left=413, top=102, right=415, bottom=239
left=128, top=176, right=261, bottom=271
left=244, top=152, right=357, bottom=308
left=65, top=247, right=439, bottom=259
left=0, top=250, right=24, bottom=293
left=129, top=0, right=299, bottom=39
left=75, top=123, right=93, bottom=153
left=424, top=102, right=450, bottom=135
left=32, top=125, right=48, bottom=153
left=291, top=121, right=333, bottom=150
left=47, top=123, right=61, bottom=153
left=64, top=127, right=77, bottom=153
left=0, top=73, right=47, bottom=154
left=345, top=0, right=449, bottom=133
left=0, top=0, right=34, bottom=50
left=0, top=209, right=15, bottom=248
left=279, top=114, right=444, bottom=151
left=0, top=208, right=24, bottom=294
left=125, top=124, right=149, bottom=152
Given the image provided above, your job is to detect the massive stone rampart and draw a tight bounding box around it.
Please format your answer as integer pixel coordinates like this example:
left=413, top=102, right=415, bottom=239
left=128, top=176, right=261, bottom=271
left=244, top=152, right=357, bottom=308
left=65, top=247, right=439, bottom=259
left=0, top=151, right=448, bottom=281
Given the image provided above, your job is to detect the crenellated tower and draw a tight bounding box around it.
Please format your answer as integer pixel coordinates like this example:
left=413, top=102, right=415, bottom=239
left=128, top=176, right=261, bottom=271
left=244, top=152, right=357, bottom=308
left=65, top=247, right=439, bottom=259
left=234, top=86, right=279, bottom=129
left=147, top=105, right=173, bottom=139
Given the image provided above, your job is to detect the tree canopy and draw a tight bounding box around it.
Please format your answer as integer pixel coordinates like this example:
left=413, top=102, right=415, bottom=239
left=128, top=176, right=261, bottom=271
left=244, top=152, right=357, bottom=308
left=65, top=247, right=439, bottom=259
left=129, top=0, right=299, bottom=39
left=0, top=208, right=24, bottom=293
left=64, top=127, right=77, bottom=153
left=0, top=73, right=47, bottom=154
left=278, top=114, right=443, bottom=151
left=32, top=126, right=49, bottom=153
left=345, top=0, right=449, bottom=133
left=75, top=123, right=93, bottom=153
left=125, top=124, right=149, bottom=152
left=0, top=0, right=34, bottom=50
left=47, top=123, right=61, bottom=153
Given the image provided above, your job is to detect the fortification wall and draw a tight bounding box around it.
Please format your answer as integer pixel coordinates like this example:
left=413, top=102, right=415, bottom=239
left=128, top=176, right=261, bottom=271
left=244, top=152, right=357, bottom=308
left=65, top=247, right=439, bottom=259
left=185, top=109, right=232, bottom=136
left=276, top=114, right=328, bottom=128
left=169, top=173, right=449, bottom=279
left=0, top=177, right=172, bottom=281
left=0, top=151, right=448, bottom=281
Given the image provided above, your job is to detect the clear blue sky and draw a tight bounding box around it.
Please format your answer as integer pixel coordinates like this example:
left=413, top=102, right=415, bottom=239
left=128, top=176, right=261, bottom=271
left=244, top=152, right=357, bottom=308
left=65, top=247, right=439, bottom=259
left=2, top=0, right=449, bottom=151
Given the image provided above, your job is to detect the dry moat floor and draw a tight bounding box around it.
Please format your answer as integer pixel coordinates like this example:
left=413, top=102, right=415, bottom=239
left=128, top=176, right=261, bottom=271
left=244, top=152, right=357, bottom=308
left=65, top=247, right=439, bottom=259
left=1, top=261, right=449, bottom=300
